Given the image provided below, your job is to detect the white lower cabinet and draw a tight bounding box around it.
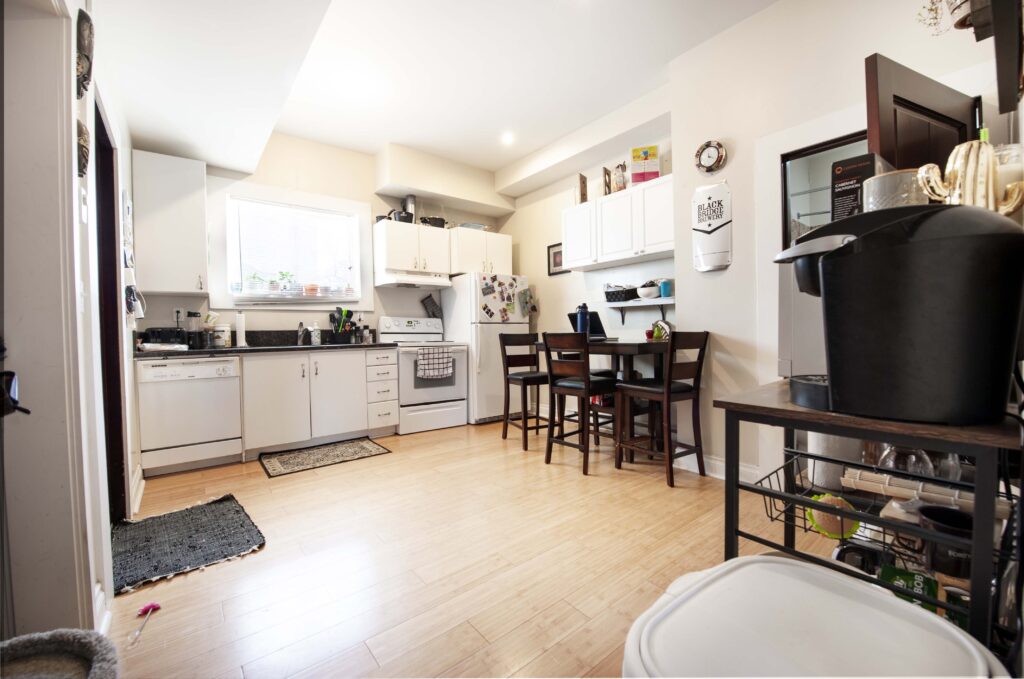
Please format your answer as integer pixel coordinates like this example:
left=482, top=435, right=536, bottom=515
left=242, top=353, right=312, bottom=449
left=310, top=351, right=368, bottom=439
left=243, top=349, right=380, bottom=451
left=367, top=379, right=398, bottom=404
left=367, top=400, right=399, bottom=427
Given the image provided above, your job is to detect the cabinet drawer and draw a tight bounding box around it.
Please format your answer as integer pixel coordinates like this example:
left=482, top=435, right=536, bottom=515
left=366, top=364, right=398, bottom=382
left=367, top=379, right=398, bottom=403
left=366, top=349, right=398, bottom=366
left=367, top=400, right=398, bottom=427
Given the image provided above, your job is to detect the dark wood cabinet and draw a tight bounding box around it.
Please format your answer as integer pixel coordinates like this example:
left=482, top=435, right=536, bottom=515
left=865, top=53, right=980, bottom=170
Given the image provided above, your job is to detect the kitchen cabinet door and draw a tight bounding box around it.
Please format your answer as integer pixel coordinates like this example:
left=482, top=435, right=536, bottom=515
left=417, top=225, right=451, bottom=275
left=485, top=232, right=513, bottom=275
left=133, top=150, right=208, bottom=294
left=449, top=227, right=487, bottom=274
left=375, top=220, right=420, bottom=272
left=561, top=202, right=596, bottom=269
left=596, top=191, right=635, bottom=262
left=638, top=176, right=674, bottom=254
left=242, top=353, right=311, bottom=449
left=310, top=351, right=368, bottom=438
left=866, top=53, right=978, bottom=170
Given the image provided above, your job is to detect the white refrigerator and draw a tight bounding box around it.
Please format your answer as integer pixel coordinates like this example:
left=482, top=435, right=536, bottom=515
left=441, top=272, right=530, bottom=423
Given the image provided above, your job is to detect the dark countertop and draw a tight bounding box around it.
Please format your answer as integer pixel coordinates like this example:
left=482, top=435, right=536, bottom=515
left=713, top=380, right=1020, bottom=450
left=135, top=342, right=398, bottom=361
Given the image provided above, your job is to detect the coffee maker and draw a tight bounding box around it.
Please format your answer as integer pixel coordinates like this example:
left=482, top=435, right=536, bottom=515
left=775, top=204, right=1024, bottom=425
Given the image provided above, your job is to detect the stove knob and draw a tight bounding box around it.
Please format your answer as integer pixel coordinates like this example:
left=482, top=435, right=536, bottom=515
left=382, top=319, right=391, bottom=329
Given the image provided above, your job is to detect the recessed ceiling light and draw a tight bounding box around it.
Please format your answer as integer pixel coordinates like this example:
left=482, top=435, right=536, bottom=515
left=500, top=131, right=515, bottom=146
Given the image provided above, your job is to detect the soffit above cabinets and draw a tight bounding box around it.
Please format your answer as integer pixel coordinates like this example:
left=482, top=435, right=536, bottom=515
left=375, top=144, right=515, bottom=218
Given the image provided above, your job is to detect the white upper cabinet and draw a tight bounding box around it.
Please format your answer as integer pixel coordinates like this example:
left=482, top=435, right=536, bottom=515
left=561, top=202, right=596, bottom=269
left=449, top=227, right=512, bottom=275
left=597, top=191, right=636, bottom=262
left=310, top=351, right=368, bottom=439
left=133, top=150, right=209, bottom=295
left=450, top=226, right=486, bottom=274
left=417, top=225, right=451, bottom=275
left=561, top=175, right=673, bottom=271
left=375, top=220, right=420, bottom=272
left=373, top=219, right=451, bottom=286
left=637, top=175, right=674, bottom=254
left=486, top=231, right=513, bottom=275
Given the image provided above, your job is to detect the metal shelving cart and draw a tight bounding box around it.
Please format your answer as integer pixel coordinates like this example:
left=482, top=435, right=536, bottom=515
left=715, top=381, right=1021, bottom=664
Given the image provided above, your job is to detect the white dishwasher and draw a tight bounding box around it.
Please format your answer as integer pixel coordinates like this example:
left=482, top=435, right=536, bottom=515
left=137, top=356, right=243, bottom=476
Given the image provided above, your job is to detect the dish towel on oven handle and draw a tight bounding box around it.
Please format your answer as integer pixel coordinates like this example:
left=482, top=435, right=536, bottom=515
left=416, top=346, right=454, bottom=379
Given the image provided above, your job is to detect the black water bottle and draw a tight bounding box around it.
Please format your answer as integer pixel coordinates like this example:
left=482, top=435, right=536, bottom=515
left=576, top=303, right=590, bottom=334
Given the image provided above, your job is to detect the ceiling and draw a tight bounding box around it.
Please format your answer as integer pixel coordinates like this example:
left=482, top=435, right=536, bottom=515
left=277, top=0, right=774, bottom=171
left=97, top=0, right=330, bottom=173
left=100, top=0, right=773, bottom=174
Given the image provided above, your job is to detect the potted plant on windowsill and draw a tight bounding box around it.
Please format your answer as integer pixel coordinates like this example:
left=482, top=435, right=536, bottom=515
left=277, top=271, right=295, bottom=293
left=243, top=273, right=266, bottom=292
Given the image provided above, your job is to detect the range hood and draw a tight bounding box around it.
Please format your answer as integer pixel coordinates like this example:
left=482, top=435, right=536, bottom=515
left=374, top=271, right=452, bottom=289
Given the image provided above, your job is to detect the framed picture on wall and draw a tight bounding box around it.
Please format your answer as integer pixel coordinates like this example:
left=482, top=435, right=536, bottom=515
left=547, top=243, right=568, bottom=276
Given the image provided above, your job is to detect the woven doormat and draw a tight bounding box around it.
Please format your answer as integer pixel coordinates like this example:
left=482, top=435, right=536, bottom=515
left=259, top=437, right=391, bottom=478
left=111, top=494, right=264, bottom=593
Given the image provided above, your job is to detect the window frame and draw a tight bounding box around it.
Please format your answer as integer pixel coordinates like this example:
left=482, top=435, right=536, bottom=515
left=225, top=195, right=363, bottom=304
left=206, top=177, right=374, bottom=312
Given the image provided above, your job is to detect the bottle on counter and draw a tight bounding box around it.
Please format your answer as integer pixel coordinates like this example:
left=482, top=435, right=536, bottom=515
left=362, top=325, right=372, bottom=345
left=310, top=322, right=321, bottom=346
left=353, top=325, right=364, bottom=344
left=186, top=311, right=203, bottom=350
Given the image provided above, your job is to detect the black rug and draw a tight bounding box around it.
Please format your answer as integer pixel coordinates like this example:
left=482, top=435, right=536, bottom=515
left=111, top=494, right=264, bottom=593
left=259, top=437, right=391, bottom=477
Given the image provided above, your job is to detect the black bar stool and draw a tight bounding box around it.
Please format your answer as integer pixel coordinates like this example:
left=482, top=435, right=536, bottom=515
left=542, top=332, right=617, bottom=475
left=614, top=331, right=709, bottom=486
left=499, top=333, right=547, bottom=451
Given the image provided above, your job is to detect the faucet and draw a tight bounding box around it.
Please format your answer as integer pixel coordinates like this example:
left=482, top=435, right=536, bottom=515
left=297, top=321, right=305, bottom=345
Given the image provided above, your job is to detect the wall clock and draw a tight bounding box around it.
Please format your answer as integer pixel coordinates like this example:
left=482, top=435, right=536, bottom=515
left=695, top=140, right=726, bottom=173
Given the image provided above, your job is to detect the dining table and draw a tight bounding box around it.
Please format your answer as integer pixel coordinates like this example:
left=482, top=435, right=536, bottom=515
left=533, top=338, right=668, bottom=378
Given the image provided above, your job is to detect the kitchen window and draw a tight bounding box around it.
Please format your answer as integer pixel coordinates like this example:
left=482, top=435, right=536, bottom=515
left=225, top=196, right=361, bottom=302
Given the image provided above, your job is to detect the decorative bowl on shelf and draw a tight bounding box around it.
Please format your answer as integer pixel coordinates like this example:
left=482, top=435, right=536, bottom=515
left=637, top=286, right=660, bottom=299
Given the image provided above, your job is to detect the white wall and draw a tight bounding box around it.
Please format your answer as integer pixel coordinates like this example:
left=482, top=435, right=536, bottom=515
left=668, top=0, right=995, bottom=474
left=3, top=0, right=128, bottom=634
left=137, top=132, right=496, bottom=333
left=500, top=140, right=673, bottom=381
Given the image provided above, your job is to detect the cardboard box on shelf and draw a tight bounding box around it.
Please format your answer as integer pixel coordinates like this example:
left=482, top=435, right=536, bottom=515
left=631, top=145, right=660, bottom=183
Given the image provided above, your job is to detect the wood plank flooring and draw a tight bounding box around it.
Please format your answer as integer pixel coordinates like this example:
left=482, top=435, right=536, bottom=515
left=109, top=423, right=830, bottom=678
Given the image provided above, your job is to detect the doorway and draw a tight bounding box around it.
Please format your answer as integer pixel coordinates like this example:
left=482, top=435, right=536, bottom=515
left=94, top=104, right=127, bottom=524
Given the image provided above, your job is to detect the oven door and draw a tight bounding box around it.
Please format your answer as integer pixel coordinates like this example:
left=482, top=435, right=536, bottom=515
left=398, top=346, right=468, bottom=406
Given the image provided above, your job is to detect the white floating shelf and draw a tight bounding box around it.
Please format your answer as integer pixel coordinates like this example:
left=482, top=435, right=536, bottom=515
left=603, top=297, right=674, bottom=321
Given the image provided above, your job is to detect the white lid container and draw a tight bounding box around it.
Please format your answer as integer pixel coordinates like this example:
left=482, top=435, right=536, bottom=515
left=626, top=556, right=1004, bottom=677
left=212, top=324, right=232, bottom=348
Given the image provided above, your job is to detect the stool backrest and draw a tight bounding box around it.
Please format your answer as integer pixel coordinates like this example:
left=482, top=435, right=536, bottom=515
left=542, top=332, right=589, bottom=387
left=499, top=333, right=539, bottom=377
left=661, top=331, right=709, bottom=395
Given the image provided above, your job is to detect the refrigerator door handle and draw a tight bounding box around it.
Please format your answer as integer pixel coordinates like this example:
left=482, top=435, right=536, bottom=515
left=474, top=328, right=482, bottom=373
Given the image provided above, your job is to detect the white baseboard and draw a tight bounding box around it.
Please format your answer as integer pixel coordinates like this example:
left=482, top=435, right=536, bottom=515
left=92, top=583, right=111, bottom=634
left=129, top=464, right=145, bottom=518
left=674, top=455, right=760, bottom=484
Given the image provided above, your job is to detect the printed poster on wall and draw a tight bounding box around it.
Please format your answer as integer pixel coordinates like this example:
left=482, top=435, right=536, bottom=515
left=691, top=182, right=732, bottom=272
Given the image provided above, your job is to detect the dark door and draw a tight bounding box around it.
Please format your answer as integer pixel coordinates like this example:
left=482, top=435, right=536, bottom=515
left=95, top=104, right=127, bottom=523
left=865, top=53, right=980, bottom=170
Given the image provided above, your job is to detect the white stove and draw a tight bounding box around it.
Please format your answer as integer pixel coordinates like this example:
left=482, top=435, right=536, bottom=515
left=376, top=317, right=467, bottom=434
left=378, top=316, right=449, bottom=345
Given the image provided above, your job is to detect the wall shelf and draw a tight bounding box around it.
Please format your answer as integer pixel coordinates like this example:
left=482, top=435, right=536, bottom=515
left=603, top=296, right=673, bottom=322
